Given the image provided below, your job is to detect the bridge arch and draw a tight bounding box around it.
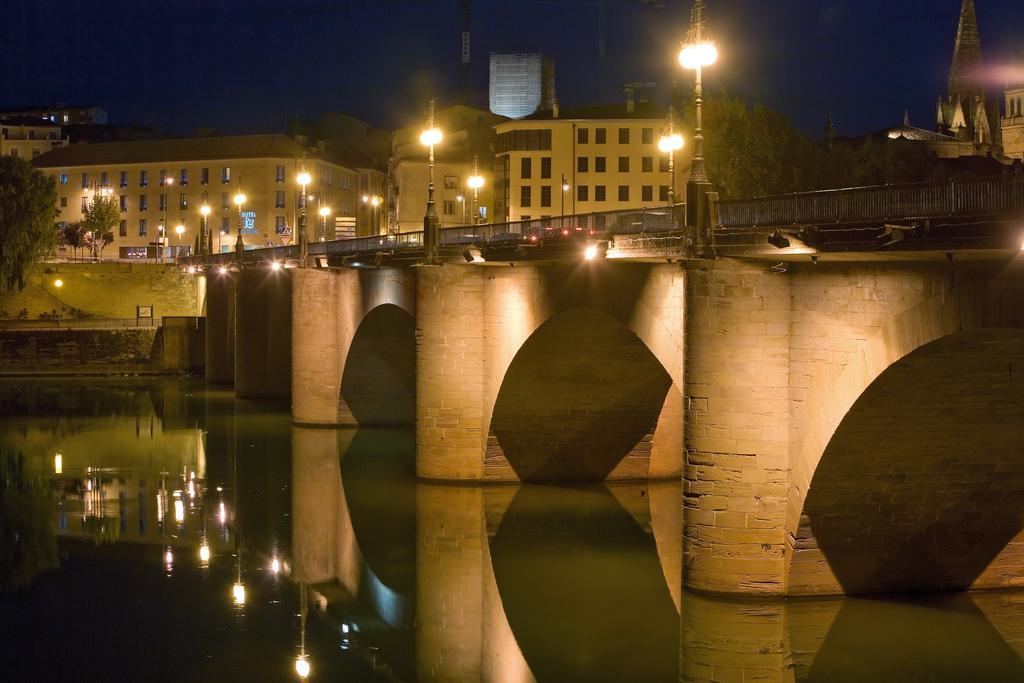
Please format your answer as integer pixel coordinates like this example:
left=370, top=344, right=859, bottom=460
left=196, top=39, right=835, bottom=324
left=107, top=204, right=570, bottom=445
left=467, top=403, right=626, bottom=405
left=787, top=268, right=1024, bottom=594
left=340, top=303, right=416, bottom=426
left=487, top=306, right=676, bottom=482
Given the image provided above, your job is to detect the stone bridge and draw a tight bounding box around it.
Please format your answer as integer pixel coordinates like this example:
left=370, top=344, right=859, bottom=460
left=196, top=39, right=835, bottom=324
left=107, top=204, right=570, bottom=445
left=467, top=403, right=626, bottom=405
left=196, top=176, right=1024, bottom=597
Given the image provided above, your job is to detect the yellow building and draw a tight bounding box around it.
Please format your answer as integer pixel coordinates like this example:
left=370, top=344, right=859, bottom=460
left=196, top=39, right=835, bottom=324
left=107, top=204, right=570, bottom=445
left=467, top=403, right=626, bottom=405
left=1, top=117, right=68, bottom=160
left=1002, top=85, right=1024, bottom=161
left=494, top=102, right=676, bottom=223
left=390, top=104, right=503, bottom=231
left=34, top=134, right=359, bottom=259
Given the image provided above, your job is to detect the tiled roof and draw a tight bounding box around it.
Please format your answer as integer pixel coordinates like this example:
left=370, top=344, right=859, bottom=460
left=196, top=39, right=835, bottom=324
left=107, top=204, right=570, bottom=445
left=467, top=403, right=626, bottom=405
left=33, top=134, right=348, bottom=168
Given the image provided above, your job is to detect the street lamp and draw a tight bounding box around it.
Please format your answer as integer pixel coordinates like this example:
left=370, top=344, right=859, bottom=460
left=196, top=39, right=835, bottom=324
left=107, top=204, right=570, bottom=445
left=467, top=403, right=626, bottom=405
left=419, top=98, right=443, bottom=263
left=560, top=174, right=570, bottom=219
left=233, top=189, right=247, bottom=256
left=160, top=176, right=174, bottom=263
left=658, top=117, right=685, bottom=205
left=175, top=224, right=185, bottom=260
left=199, top=204, right=211, bottom=255
left=678, top=0, right=717, bottom=186
left=318, top=205, right=331, bottom=242
left=361, top=194, right=383, bottom=234
left=467, top=172, right=484, bottom=225
left=53, top=279, right=63, bottom=328
left=297, top=168, right=312, bottom=266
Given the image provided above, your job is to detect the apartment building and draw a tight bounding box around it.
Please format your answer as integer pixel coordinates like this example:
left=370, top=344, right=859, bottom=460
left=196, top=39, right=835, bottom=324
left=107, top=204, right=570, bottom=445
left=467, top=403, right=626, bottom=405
left=494, top=101, right=676, bottom=223
left=34, top=135, right=359, bottom=259
left=1, top=117, right=68, bottom=159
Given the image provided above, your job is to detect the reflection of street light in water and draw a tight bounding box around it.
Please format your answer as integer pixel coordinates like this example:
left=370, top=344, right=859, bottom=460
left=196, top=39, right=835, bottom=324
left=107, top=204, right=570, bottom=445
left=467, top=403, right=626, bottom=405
left=294, top=583, right=311, bottom=679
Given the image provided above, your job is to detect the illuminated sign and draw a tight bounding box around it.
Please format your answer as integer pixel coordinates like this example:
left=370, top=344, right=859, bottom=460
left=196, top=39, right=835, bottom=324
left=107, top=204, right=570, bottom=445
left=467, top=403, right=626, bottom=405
left=241, top=211, right=258, bottom=234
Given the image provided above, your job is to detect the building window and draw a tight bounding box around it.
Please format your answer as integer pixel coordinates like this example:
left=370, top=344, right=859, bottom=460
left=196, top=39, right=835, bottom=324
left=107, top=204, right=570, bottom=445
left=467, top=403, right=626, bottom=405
left=642, top=185, right=653, bottom=202
left=9, top=149, right=18, bottom=158
left=642, top=128, right=653, bottom=145
left=80, top=172, right=89, bottom=188
left=221, top=217, right=230, bottom=233
left=221, top=192, right=230, bottom=210
left=139, top=195, right=148, bottom=212
left=495, top=129, right=552, bottom=152
left=595, top=185, right=606, bottom=202
left=221, top=166, right=231, bottom=183
left=540, top=185, right=551, bottom=207
left=618, top=128, right=629, bottom=144
left=60, top=196, right=67, bottom=208
left=618, top=157, right=629, bottom=173
left=325, top=168, right=332, bottom=186
left=159, top=194, right=167, bottom=211
left=180, top=169, right=188, bottom=185
left=443, top=175, right=459, bottom=190
left=520, top=186, right=532, bottom=208
left=443, top=200, right=455, bottom=215
left=159, top=169, right=167, bottom=186
left=275, top=191, right=285, bottom=208
left=275, top=216, right=286, bottom=233
left=201, top=167, right=209, bottom=185
left=595, top=157, right=606, bottom=173
left=618, top=185, right=629, bottom=202
left=659, top=185, right=669, bottom=202
left=642, top=156, right=653, bottom=173
left=139, top=219, right=148, bottom=236
left=119, top=195, right=127, bottom=211
left=577, top=185, right=588, bottom=202
left=578, top=157, right=589, bottom=173
left=139, top=170, right=148, bottom=187
left=59, top=173, right=68, bottom=184
left=577, top=128, right=589, bottom=144
left=179, top=193, right=188, bottom=210
left=120, top=171, right=128, bottom=188
left=520, top=158, right=532, bottom=179
left=276, top=165, right=285, bottom=183
left=99, top=171, right=108, bottom=186
left=80, top=196, right=88, bottom=212
left=119, top=219, right=127, bottom=237
left=659, top=156, right=669, bottom=172
left=595, top=128, right=606, bottom=144
left=540, top=157, right=551, bottom=179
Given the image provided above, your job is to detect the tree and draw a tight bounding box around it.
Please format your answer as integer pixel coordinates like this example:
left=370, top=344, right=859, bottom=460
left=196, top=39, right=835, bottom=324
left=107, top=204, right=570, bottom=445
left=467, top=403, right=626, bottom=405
left=0, top=156, right=57, bottom=292
left=82, top=194, right=119, bottom=259
left=58, top=221, right=86, bottom=261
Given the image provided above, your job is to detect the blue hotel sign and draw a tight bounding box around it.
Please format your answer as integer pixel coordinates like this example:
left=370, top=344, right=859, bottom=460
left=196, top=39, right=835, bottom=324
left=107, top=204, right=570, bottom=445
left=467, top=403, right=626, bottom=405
left=241, top=211, right=258, bottom=234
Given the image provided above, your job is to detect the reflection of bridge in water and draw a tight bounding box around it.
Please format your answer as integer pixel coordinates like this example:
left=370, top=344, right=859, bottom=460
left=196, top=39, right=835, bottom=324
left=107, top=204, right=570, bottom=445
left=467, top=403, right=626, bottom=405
left=290, top=426, right=1024, bottom=682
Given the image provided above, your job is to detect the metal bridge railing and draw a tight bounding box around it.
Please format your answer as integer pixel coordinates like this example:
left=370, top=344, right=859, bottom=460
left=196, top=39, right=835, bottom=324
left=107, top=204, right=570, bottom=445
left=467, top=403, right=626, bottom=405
left=717, top=176, right=1024, bottom=229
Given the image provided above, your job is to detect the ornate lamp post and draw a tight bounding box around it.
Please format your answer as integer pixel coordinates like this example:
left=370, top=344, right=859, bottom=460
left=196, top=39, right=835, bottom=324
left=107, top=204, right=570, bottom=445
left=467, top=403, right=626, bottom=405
left=658, top=109, right=685, bottom=206
left=296, top=167, right=312, bottom=266
left=467, top=170, right=484, bottom=225
left=318, top=205, right=331, bottom=241
left=678, top=0, right=718, bottom=186
left=174, top=224, right=185, bottom=260
left=560, top=174, right=570, bottom=218
left=233, top=187, right=247, bottom=258
left=159, top=176, right=174, bottom=263
left=199, top=204, right=211, bottom=255
left=419, top=99, right=443, bottom=263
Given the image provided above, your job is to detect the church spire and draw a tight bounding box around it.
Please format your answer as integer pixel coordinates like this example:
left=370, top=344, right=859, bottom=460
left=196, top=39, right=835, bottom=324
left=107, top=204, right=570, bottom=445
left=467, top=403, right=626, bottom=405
left=948, top=0, right=983, bottom=99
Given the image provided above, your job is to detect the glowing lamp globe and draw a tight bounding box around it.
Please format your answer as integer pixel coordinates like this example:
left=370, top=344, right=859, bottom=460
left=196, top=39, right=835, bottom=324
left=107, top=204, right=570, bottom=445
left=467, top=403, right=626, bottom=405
left=296, top=171, right=312, bottom=186
left=679, top=41, right=718, bottom=70
left=233, top=192, right=247, bottom=207
left=419, top=128, right=443, bottom=147
left=658, top=134, right=684, bottom=153
left=318, top=206, right=331, bottom=217
left=295, top=657, right=310, bottom=678
left=200, top=205, right=211, bottom=217
left=467, top=175, right=484, bottom=190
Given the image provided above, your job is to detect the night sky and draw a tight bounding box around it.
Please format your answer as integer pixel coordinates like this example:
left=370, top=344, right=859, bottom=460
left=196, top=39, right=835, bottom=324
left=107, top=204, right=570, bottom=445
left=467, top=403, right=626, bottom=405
left=3, top=0, right=1022, bottom=137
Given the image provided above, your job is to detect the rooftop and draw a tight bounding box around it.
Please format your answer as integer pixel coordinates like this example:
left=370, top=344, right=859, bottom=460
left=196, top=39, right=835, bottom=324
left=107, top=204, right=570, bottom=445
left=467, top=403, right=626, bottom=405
left=33, top=134, right=350, bottom=168
left=518, top=101, right=666, bottom=121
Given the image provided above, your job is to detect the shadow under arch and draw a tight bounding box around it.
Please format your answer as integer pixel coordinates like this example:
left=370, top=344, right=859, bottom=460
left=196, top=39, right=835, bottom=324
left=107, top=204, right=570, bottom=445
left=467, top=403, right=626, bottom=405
left=489, top=484, right=680, bottom=682
left=490, top=307, right=673, bottom=482
left=340, top=303, right=416, bottom=426
left=797, top=329, right=1024, bottom=594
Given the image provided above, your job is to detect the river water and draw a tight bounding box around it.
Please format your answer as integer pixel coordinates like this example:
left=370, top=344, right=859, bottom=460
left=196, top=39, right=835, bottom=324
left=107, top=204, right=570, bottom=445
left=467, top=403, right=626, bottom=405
left=0, top=378, right=1021, bottom=682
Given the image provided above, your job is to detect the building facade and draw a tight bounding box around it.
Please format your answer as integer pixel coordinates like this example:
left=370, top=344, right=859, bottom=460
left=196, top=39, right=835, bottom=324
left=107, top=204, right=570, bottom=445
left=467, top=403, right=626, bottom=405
left=494, top=102, right=675, bottom=224
left=389, top=104, right=502, bottom=232
left=1002, top=86, right=1024, bottom=161
left=34, top=135, right=358, bottom=259
left=1, top=118, right=68, bottom=159
left=0, top=104, right=107, bottom=125
left=489, top=53, right=555, bottom=119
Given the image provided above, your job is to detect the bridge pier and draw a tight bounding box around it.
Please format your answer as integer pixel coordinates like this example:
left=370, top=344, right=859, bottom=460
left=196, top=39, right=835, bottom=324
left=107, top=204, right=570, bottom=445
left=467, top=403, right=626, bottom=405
left=205, top=270, right=236, bottom=384
left=234, top=267, right=292, bottom=399
left=684, top=259, right=791, bottom=595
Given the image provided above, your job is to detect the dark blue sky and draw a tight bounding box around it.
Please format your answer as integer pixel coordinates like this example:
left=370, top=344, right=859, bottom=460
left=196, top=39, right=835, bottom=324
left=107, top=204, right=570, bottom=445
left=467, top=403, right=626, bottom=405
left=3, top=0, right=1022, bottom=137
